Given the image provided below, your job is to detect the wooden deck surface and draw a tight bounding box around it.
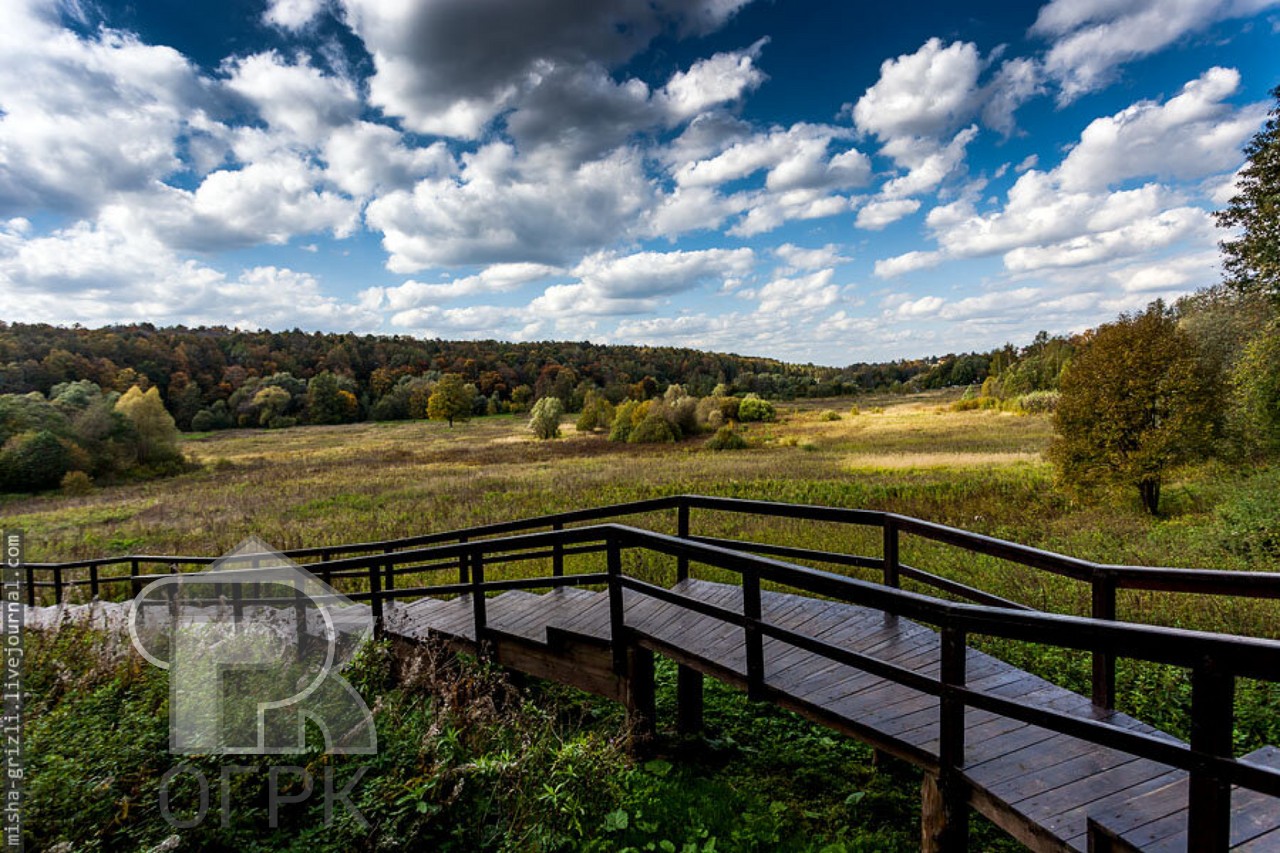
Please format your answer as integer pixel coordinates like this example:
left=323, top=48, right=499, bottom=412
left=383, top=579, right=1280, bottom=852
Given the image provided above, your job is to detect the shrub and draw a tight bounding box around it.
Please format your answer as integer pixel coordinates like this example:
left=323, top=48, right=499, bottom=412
left=849, top=405, right=861, bottom=417
left=528, top=396, right=564, bottom=440
left=608, top=400, right=640, bottom=442
left=718, top=395, right=741, bottom=422
left=1, top=430, right=71, bottom=491
left=738, top=394, right=776, bottom=422
left=628, top=412, right=675, bottom=443
left=575, top=390, right=614, bottom=432
left=706, top=425, right=747, bottom=450
left=1014, top=391, right=1060, bottom=414
left=819, top=410, right=841, bottom=421
left=60, top=470, right=93, bottom=495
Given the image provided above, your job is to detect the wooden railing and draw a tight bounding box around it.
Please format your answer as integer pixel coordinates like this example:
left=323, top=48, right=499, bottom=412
left=22, top=494, right=1280, bottom=719
left=124, top=520, right=1280, bottom=851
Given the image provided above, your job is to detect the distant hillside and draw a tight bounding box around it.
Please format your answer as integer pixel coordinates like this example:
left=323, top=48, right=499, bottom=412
left=0, top=322, right=1004, bottom=427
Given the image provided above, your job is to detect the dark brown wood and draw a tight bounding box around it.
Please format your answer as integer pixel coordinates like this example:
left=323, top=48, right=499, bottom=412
left=1188, top=659, right=1234, bottom=853
left=676, top=664, right=703, bottom=734
left=626, top=645, right=657, bottom=745
left=677, top=503, right=690, bottom=582
left=552, top=522, right=564, bottom=577
left=608, top=539, right=626, bottom=674
left=1092, top=571, right=1117, bottom=710
left=883, top=515, right=900, bottom=589
left=743, top=568, right=764, bottom=699
left=929, top=625, right=969, bottom=851
left=470, top=552, right=488, bottom=658
left=368, top=557, right=383, bottom=637
left=922, top=771, right=968, bottom=853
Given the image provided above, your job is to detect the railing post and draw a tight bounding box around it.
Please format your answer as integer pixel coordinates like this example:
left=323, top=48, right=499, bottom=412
left=89, top=564, right=100, bottom=599
left=231, top=580, right=243, bottom=624
left=743, top=567, right=764, bottom=701
left=552, top=522, right=564, bottom=577
left=676, top=665, right=704, bottom=735
left=458, top=536, right=470, bottom=584
left=129, top=560, right=142, bottom=622
left=1091, top=571, right=1117, bottom=710
left=882, top=515, right=900, bottom=588
left=1188, top=657, right=1234, bottom=853
left=25, top=564, right=34, bottom=607
left=608, top=537, right=627, bottom=674
left=383, top=549, right=395, bottom=595
left=923, top=625, right=969, bottom=853
left=470, top=550, right=488, bottom=659
left=368, top=558, right=383, bottom=639
left=52, top=565, right=63, bottom=605
left=676, top=503, right=690, bottom=583
left=294, top=579, right=307, bottom=662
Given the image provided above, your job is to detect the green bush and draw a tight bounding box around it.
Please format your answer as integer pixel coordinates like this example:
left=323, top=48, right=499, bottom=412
left=737, top=394, right=775, bottom=422
left=628, top=412, right=675, bottom=443
left=1, top=430, right=71, bottom=491
left=608, top=400, right=640, bottom=442
left=706, top=425, right=747, bottom=450
left=819, top=410, right=841, bottom=421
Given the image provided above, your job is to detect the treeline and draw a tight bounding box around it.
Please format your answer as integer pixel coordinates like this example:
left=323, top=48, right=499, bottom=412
left=0, top=382, right=184, bottom=493
left=0, top=323, right=1009, bottom=430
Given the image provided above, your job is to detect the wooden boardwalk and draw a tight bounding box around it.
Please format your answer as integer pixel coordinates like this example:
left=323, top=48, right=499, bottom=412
left=30, top=495, right=1280, bottom=850
left=384, top=579, right=1280, bottom=852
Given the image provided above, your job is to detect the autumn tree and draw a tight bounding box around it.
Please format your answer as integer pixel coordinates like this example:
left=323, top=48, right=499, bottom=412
left=528, top=396, right=563, bottom=440
left=1217, top=85, right=1280, bottom=299
left=427, top=373, right=472, bottom=427
left=114, top=386, right=180, bottom=464
left=1049, top=302, right=1221, bottom=514
left=307, top=371, right=358, bottom=425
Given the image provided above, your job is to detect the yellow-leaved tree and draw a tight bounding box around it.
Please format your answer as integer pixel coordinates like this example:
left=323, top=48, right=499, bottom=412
left=115, top=386, right=181, bottom=465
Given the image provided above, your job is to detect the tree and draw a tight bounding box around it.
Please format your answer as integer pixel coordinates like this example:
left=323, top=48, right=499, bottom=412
left=307, top=371, right=348, bottom=425
left=253, top=386, right=293, bottom=428
left=115, top=386, right=180, bottom=464
left=1049, top=302, right=1221, bottom=515
left=427, top=373, right=472, bottom=427
left=1217, top=85, right=1280, bottom=299
left=528, top=396, right=563, bottom=440
left=575, top=389, right=614, bottom=432
left=1233, top=317, right=1280, bottom=453
left=0, top=430, right=70, bottom=491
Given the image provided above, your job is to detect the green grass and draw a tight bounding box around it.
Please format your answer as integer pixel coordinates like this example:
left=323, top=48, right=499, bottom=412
left=17, top=393, right=1280, bottom=850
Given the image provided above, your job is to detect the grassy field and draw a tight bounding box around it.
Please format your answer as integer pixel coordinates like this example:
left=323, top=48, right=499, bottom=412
left=10, top=390, right=1276, bottom=616
left=16, top=392, right=1280, bottom=850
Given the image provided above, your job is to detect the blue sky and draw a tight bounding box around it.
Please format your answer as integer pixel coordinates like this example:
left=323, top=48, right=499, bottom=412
left=1, top=0, right=1277, bottom=365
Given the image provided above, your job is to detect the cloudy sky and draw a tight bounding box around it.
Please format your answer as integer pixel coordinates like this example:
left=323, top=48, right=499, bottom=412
left=1, top=0, right=1277, bottom=364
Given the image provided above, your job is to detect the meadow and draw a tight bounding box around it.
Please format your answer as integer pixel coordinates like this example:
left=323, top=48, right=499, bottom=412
left=15, top=392, right=1280, bottom=851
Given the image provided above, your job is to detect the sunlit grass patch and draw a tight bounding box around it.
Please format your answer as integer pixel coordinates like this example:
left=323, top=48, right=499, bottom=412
left=842, top=451, right=1045, bottom=470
